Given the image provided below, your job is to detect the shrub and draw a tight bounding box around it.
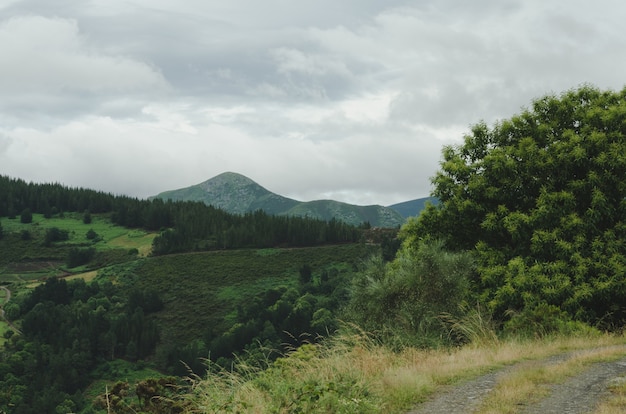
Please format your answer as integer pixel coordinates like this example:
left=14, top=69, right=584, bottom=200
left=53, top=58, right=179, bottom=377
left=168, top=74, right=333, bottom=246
left=44, top=227, right=70, bottom=246
left=86, top=229, right=98, bottom=240
left=67, top=247, right=96, bottom=268
left=83, top=210, right=92, bottom=224
left=20, top=208, right=32, bottom=224
left=503, top=303, right=600, bottom=338
left=347, top=240, right=473, bottom=347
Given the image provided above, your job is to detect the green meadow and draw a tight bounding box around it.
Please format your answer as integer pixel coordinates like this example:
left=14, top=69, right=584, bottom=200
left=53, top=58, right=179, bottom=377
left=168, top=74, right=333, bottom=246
left=1, top=212, right=155, bottom=254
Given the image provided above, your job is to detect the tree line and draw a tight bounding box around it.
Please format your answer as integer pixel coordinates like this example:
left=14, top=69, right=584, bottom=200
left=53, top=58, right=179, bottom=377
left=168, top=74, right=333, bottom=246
left=0, top=176, right=362, bottom=254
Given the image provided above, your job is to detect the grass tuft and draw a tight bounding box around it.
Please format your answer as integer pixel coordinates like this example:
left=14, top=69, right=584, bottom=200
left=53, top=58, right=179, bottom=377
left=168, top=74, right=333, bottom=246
left=442, top=303, right=500, bottom=347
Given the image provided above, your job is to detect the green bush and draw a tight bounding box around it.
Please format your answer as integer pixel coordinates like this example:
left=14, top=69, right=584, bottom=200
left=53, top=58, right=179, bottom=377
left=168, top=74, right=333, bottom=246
left=44, top=227, right=69, bottom=246
left=20, top=208, right=32, bottom=224
left=347, top=240, right=473, bottom=347
left=67, top=247, right=95, bottom=268
left=503, top=303, right=599, bottom=338
left=407, top=86, right=626, bottom=328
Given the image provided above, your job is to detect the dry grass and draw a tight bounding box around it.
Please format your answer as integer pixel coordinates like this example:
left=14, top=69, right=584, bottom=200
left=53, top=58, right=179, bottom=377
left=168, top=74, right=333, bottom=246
left=593, top=377, right=626, bottom=413
left=186, top=330, right=626, bottom=413
left=476, top=345, right=626, bottom=414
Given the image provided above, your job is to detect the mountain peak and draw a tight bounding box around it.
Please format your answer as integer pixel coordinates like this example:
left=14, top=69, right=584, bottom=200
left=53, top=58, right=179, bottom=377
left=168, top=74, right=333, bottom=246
left=152, top=172, right=406, bottom=227
left=154, top=172, right=298, bottom=215
left=201, top=171, right=256, bottom=186
left=196, top=172, right=267, bottom=199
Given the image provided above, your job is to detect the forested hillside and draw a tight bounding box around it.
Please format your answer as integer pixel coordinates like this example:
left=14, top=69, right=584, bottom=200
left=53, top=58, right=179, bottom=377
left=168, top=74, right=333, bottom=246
left=0, top=176, right=381, bottom=412
left=388, top=196, right=439, bottom=219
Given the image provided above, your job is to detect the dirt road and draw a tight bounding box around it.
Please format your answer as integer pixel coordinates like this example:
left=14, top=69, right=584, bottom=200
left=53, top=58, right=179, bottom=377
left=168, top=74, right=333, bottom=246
left=409, top=346, right=626, bottom=414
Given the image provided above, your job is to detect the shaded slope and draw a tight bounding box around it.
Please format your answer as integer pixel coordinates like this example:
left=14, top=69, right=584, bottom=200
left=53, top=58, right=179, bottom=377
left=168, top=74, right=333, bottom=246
left=388, top=196, right=438, bottom=219
left=287, top=199, right=403, bottom=228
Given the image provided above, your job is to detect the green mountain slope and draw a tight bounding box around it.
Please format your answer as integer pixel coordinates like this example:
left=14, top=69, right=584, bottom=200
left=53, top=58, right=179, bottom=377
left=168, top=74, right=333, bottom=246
left=388, top=196, right=439, bottom=219
left=286, top=199, right=403, bottom=228
left=152, top=172, right=405, bottom=227
left=151, top=171, right=300, bottom=215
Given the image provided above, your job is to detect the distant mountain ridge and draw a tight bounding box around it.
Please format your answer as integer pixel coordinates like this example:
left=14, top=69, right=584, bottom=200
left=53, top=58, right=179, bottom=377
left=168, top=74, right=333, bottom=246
left=387, top=196, right=438, bottom=219
left=152, top=172, right=406, bottom=227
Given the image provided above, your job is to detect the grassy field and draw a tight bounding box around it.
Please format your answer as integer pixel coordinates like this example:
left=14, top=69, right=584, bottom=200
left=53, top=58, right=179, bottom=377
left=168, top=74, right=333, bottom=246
left=0, top=287, right=8, bottom=346
left=1, top=212, right=155, bottom=254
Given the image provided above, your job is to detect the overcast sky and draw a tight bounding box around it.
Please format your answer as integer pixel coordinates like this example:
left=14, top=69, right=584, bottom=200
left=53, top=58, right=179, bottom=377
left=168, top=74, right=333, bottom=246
left=1, top=0, right=625, bottom=206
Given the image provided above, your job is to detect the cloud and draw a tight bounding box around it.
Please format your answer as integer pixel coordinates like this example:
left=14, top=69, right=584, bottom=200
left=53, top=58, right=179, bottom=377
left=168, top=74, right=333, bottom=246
left=0, top=132, right=12, bottom=154
left=271, top=47, right=352, bottom=78
left=2, top=0, right=626, bottom=207
left=0, top=15, right=170, bottom=122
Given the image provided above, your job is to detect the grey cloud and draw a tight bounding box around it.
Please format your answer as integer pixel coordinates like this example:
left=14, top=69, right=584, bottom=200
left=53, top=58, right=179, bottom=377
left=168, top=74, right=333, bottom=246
left=1, top=0, right=626, bottom=205
left=0, top=15, right=170, bottom=124
left=0, top=132, right=12, bottom=155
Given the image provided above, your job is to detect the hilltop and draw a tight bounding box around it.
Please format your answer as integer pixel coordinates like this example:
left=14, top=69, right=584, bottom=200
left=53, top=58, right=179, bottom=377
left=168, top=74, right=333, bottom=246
left=152, top=172, right=406, bottom=227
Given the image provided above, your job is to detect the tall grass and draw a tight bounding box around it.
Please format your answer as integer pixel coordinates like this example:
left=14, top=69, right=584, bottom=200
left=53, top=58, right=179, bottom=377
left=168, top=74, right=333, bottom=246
left=442, top=303, right=500, bottom=347
left=185, top=327, right=624, bottom=413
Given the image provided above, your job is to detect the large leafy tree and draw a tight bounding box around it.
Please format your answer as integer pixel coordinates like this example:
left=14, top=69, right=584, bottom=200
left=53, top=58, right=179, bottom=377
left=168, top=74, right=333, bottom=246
left=404, top=86, right=626, bottom=326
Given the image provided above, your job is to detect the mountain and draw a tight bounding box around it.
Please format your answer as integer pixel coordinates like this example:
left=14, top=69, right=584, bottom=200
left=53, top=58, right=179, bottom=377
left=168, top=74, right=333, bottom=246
left=388, top=196, right=439, bottom=219
left=152, top=172, right=405, bottom=227
left=153, top=172, right=300, bottom=215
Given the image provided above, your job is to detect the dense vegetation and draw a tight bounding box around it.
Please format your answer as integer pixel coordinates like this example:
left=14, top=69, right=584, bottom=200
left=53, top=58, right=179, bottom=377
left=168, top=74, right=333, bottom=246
left=125, top=244, right=377, bottom=375
left=403, top=85, right=626, bottom=331
left=0, top=278, right=162, bottom=412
